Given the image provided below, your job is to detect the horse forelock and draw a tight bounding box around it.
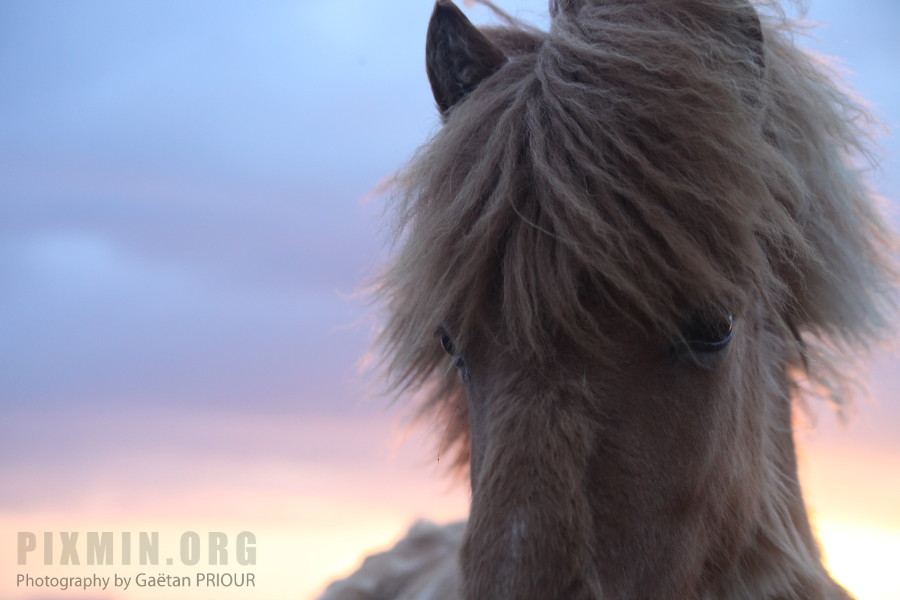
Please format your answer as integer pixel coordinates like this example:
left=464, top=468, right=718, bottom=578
left=375, top=0, right=896, bottom=471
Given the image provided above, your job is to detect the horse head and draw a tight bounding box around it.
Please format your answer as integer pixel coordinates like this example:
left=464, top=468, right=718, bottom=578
left=375, top=1, right=895, bottom=597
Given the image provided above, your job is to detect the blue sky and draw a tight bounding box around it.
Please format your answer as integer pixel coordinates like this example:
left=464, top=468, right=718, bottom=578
left=2, top=1, right=410, bottom=415
left=1, top=1, right=898, bottom=598
left=2, top=0, right=897, bottom=416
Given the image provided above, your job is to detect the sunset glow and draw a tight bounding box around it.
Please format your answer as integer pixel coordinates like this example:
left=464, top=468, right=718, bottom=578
left=818, top=521, right=900, bottom=600
left=3, top=409, right=899, bottom=599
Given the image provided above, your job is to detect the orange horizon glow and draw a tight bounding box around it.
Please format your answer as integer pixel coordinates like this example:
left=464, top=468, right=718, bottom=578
left=3, top=408, right=899, bottom=600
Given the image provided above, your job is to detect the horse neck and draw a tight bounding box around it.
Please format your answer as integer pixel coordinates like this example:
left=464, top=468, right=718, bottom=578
left=707, top=402, right=852, bottom=600
left=584, top=385, right=852, bottom=600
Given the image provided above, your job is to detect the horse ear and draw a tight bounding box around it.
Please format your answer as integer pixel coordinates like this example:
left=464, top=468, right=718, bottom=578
left=550, top=0, right=763, bottom=69
left=731, top=3, right=765, bottom=69
left=693, top=1, right=765, bottom=70
left=548, top=0, right=584, bottom=17
left=426, top=0, right=506, bottom=114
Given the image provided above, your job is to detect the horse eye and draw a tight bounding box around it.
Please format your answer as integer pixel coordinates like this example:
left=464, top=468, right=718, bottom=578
left=436, top=327, right=470, bottom=382
left=682, top=313, right=734, bottom=353
left=437, top=328, right=456, bottom=357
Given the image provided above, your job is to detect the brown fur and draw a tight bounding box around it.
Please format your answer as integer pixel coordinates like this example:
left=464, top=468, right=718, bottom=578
left=318, top=521, right=464, bottom=600
left=360, top=0, right=896, bottom=598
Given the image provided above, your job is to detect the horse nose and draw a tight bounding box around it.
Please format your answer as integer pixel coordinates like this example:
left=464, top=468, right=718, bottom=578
left=460, top=398, right=596, bottom=598
left=461, top=500, right=594, bottom=598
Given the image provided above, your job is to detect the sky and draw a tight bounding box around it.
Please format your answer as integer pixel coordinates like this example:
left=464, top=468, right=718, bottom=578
left=1, top=1, right=898, bottom=599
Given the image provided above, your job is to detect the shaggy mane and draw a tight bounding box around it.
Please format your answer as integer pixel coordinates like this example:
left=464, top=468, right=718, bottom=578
left=375, top=0, right=896, bottom=471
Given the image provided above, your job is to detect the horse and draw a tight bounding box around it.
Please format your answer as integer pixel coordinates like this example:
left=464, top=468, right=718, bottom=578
left=319, top=0, right=896, bottom=598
